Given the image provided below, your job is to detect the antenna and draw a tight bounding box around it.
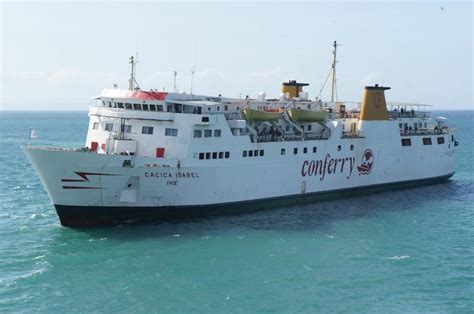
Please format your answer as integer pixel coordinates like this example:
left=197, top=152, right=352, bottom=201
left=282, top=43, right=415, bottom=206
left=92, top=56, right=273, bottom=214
left=173, top=71, right=178, bottom=93
left=190, top=39, right=198, bottom=96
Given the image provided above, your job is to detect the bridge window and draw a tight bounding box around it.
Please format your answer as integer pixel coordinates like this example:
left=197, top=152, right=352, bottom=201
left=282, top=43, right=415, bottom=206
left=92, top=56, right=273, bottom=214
left=142, top=104, right=149, bottom=111
left=260, top=150, right=264, bottom=156
left=165, top=128, right=178, bottom=137
left=92, top=122, right=99, bottom=130
left=225, top=152, right=230, bottom=159
left=423, top=137, right=432, bottom=145
left=149, top=104, right=156, bottom=111
left=202, top=116, right=209, bottom=122
left=249, top=150, right=253, bottom=157
left=117, top=102, right=124, bottom=109
left=157, top=105, right=163, bottom=112
left=199, top=153, right=204, bottom=160
left=214, top=129, right=222, bottom=137
left=142, top=126, right=154, bottom=135
left=437, top=136, right=445, bottom=144
left=133, top=103, right=141, bottom=110
left=204, top=130, right=212, bottom=137
left=125, top=103, right=132, bottom=110
left=105, top=123, right=114, bottom=131
left=194, top=130, right=202, bottom=138
left=219, top=152, right=224, bottom=159
left=401, top=138, right=411, bottom=146
left=212, top=152, right=218, bottom=159
left=206, top=152, right=211, bottom=159
left=243, top=151, right=247, bottom=157
left=307, top=125, right=312, bottom=131
left=123, top=125, right=132, bottom=133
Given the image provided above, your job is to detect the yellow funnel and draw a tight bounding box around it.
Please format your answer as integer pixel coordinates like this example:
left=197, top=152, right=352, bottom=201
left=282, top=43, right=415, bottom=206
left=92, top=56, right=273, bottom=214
left=359, top=85, right=390, bottom=120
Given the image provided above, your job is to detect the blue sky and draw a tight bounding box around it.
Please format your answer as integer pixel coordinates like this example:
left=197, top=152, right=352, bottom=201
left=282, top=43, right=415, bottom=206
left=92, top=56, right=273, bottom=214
left=1, top=1, right=472, bottom=110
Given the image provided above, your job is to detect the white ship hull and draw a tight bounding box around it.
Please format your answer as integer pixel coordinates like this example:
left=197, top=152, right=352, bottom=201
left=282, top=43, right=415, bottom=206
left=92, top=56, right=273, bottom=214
left=23, top=121, right=455, bottom=227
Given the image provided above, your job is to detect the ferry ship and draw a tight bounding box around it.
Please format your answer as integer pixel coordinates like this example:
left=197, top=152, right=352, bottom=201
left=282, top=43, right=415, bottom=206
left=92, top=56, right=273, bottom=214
left=23, top=51, right=458, bottom=227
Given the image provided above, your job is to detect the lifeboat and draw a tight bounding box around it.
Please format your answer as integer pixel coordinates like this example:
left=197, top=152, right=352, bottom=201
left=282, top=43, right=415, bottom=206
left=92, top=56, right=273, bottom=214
left=242, top=108, right=282, bottom=122
left=287, top=109, right=327, bottom=122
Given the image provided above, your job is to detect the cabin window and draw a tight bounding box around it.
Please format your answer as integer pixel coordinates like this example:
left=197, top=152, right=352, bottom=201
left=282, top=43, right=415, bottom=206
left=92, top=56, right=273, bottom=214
left=424, top=123, right=427, bottom=128
left=401, top=138, right=411, bottom=146
left=451, top=135, right=454, bottom=142
left=206, top=152, right=211, bottom=159
left=102, top=101, right=106, bottom=106
left=149, top=104, right=156, bottom=111
left=307, top=125, right=312, bottom=131
left=423, top=137, right=432, bottom=145
left=285, top=125, right=290, bottom=132
left=313, top=147, right=317, bottom=153
left=214, top=129, right=222, bottom=137
left=219, top=152, right=224, bottom=159
left=243, top=151, right=247, bottom=157
left=142, top=104, right=149, bottom=111
left=350, top=144, right=354, bottom=151
left=125, top=103, right=132, bottom=110
left=133, top=103, right=141, bottom=110
left=92, top=122, right=99, bottom=130
left=105, top=123, right=114, bottom=131
left=199, top=153, right=204, bottom=160
left=194, top=130, right=202, bottom=138
left=281, top=148, right=286, bottom=155
left=260, top=150, right=264, bottom=156
left=123, top=125, right=132, bottom=133
left=212, top=152, right=218, bottom=159
left=303, top=147, right=308, bottom=154
left=252, top=149, right=257, bottom=157
left=293, top=148, right=298, bottom=155
left=156, top=105, right=163, bottom=112
left=108, top=101, right=112, bottom=107
left=337, top=145, right=341, bottom=151
left=225, top=152, right=230, bottom=159
left=142, top=126, right=154, bottom=135
left=204, top=130, right=212, bottom=137
left=249, top=150, right=253, bottom=157
left=165, top=128, right=178, bottom=137
left=117, top=102, right=124, bottom=108
left=202, top=117, right=210, bottom=123
left=437, top=136, right=445, bottom=144
left=399, top=123, right=402, bottom=129
left=224, top=105, right=228, bottom=111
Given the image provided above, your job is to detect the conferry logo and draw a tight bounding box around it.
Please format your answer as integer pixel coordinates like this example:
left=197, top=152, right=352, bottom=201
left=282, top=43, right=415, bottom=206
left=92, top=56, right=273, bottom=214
left=357, top=149, right=374, bottom=175
left=301, top=154, right=356, bottom=181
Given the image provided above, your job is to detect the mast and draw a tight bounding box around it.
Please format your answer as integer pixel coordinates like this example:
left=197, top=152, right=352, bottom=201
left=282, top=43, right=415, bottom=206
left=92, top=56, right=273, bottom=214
left=331, top=41, right=338, bottom=102
left=128, top=56, right=140, bottom=91
left=129, top=56, right=135, bottom=90
left=173, top=71, right=178, bottom=92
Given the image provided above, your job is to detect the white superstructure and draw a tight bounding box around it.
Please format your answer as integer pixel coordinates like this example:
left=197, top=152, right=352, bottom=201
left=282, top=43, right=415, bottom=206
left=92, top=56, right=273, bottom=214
left=23, top=59, right=458, bottom=227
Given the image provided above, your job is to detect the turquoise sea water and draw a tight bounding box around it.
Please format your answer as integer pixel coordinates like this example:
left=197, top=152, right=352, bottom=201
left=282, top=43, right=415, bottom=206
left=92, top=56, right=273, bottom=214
left=0, top=110, right=473, bottom=312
